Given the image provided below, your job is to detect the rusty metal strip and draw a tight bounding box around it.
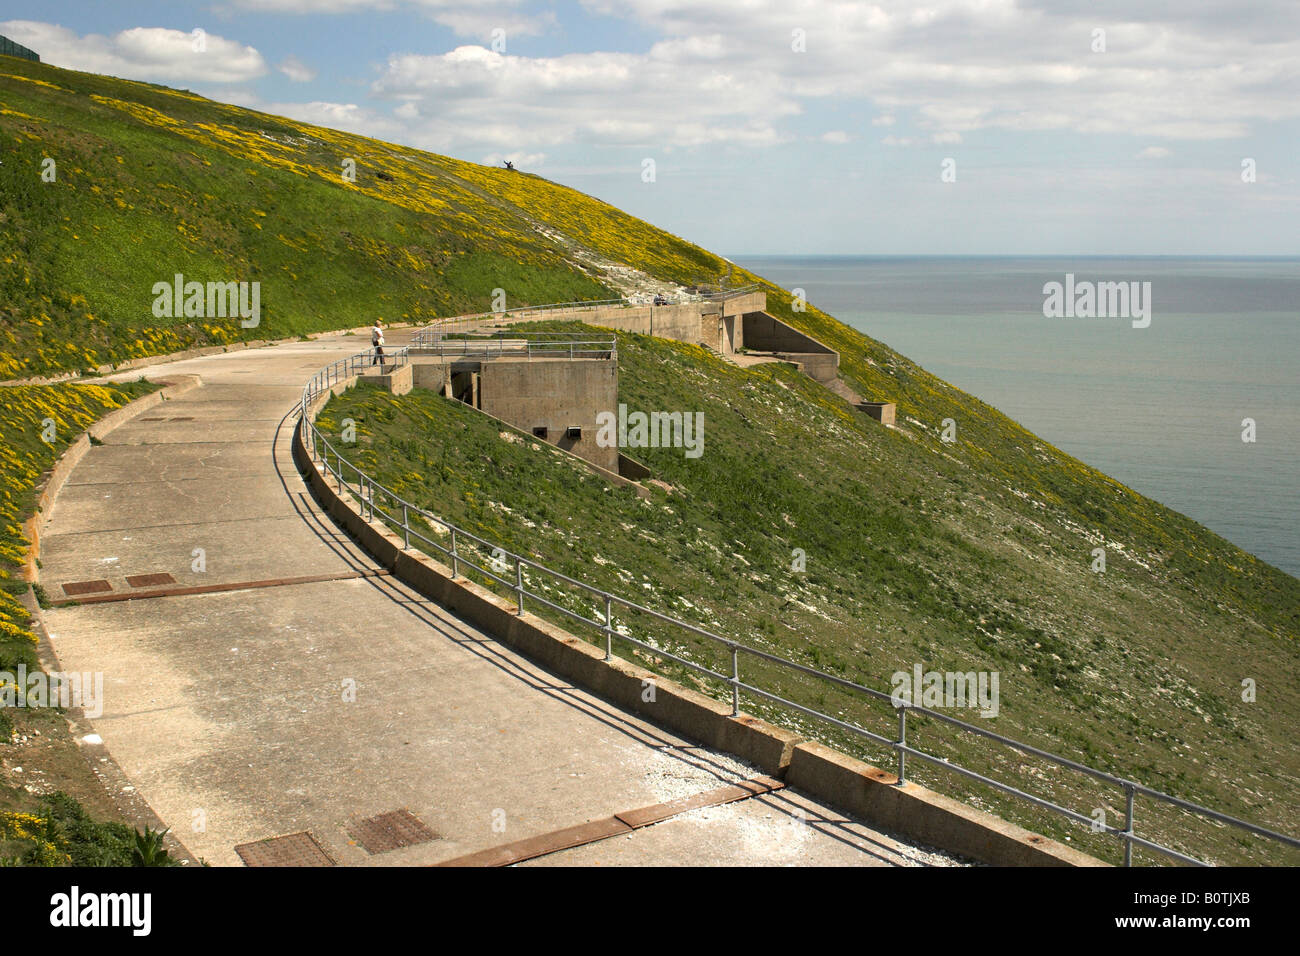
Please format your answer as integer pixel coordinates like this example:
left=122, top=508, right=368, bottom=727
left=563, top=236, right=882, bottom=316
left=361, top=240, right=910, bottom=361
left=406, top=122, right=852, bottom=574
left=436, top=817, right=630, bottom=868
left=61, top=568, right=390, bottom=605
left=435, top=775, right=785, bottom=867
left=615, top=775, right=784, bottom=829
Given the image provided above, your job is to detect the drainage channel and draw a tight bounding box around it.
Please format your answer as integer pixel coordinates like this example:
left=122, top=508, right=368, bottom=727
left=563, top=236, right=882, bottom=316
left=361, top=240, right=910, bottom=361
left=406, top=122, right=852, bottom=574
left=56, top=568, right=391, bottom=605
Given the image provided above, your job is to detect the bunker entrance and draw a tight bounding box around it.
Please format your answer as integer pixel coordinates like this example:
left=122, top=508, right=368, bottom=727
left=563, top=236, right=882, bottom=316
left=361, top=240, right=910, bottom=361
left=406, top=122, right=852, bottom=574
left=446, top=366, right=481, bottom=408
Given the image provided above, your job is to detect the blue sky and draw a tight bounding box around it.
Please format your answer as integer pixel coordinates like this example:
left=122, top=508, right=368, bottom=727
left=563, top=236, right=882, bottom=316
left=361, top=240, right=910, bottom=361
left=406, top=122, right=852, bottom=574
left=4, top=1, right=1298, bottom=256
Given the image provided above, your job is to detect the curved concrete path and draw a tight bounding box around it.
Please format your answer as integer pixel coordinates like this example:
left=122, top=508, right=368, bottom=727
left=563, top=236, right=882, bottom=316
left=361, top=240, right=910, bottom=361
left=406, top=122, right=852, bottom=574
left=36, top=333, right=963, bottom=867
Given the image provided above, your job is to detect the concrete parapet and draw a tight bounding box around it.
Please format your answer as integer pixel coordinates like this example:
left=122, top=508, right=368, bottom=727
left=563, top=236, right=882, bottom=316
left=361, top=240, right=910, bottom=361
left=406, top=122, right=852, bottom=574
left=720, top=291, right=766, bottom=318
left=786, top=741, right=1107, bottom=867
left=358, top=362, right=412, bottom=395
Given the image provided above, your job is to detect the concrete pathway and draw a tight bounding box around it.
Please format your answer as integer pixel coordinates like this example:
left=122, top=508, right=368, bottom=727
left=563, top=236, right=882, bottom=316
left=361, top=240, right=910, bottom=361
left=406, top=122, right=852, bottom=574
left=37, top=333, right=962, bottom=867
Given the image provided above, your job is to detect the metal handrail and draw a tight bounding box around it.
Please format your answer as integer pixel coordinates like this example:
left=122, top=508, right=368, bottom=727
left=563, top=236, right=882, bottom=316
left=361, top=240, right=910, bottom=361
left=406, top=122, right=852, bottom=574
left=414, top=299, right=627, bottom=344
left=409, top=330, right=617, bottom=359
left=298, top=348, right=1300, bottom=867
left=697, top=283, right=760, bottom=301
left=409, top=285, right=759, bottom=346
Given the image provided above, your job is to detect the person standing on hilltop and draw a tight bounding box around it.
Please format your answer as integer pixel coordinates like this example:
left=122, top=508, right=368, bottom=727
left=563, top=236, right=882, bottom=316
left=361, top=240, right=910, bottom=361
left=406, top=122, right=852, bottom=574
left=371, top=320, right=385, bottom=366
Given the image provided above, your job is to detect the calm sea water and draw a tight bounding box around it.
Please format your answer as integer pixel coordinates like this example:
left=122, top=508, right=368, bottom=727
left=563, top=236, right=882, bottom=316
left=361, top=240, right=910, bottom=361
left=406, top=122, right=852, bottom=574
left=735, top=256, right=1300, bottom=578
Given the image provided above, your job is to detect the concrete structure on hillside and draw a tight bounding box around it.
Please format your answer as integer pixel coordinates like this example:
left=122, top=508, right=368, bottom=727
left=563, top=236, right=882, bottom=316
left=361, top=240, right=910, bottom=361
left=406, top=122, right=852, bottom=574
left=408, top=345, right=620, bottom=474
left=393, top=289, right=897, bottom=484
left=0, top=36, right=40, bottom=62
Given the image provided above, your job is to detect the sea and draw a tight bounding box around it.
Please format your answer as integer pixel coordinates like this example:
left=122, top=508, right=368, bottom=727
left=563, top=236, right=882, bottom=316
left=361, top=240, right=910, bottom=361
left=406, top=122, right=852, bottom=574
left=734, top=256, right=1299, bottom=579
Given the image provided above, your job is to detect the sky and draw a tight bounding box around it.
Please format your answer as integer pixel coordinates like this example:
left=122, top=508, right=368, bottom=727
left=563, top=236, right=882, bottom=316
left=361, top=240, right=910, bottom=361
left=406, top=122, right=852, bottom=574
left=2, top=1, right=1297, bottom=256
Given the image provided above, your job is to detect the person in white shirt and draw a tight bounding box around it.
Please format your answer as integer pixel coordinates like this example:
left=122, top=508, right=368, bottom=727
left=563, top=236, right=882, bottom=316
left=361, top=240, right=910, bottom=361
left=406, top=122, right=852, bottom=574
left=370, top=321, right=385, bottom=366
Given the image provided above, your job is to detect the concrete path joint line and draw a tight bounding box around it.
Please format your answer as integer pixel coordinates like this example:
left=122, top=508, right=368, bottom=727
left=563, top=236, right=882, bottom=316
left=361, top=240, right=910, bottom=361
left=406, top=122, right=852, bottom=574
left=436, top=775, right=785, bottom=867
left=61, top=568, right=390, bottom=605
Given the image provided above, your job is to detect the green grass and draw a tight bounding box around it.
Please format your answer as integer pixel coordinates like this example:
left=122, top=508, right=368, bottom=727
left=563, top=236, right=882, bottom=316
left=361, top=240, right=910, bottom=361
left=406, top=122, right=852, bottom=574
left=317, top=327, right=1298, bottom=866
left=0, top=58, right=612, bottom=379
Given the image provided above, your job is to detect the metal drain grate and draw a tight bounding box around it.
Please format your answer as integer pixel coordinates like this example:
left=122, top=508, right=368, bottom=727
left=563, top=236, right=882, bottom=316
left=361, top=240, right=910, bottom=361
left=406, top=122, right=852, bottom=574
left=348, top=809, right=438, bottom=854
left=125, top=572, right=177, bottom=588
left=235, top=831, right=335, bottom=867
left=62, top=580, right=113, bottom=596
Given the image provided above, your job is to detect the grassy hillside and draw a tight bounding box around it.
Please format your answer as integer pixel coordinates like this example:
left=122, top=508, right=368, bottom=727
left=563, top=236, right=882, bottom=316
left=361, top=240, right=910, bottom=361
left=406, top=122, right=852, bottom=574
left=1, top=56, right=1296, bottom=864
left=317, top=328, right=1297, bottom=865
left=0, top=58, right=611, bottom=379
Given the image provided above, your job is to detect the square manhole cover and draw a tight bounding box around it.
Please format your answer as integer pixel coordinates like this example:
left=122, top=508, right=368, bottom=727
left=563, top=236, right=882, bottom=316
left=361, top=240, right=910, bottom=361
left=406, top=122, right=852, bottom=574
left=235, top=831, right=335, bottom=867
left=348, top=809, right=438, bottom=855
left=62, top=579, right=113, bottom=596
left=125, top=572, right=176, bottom=588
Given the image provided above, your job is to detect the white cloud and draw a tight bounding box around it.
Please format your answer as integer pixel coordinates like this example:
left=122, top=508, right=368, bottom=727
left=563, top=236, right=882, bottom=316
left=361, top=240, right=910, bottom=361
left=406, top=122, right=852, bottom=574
left=872, top=115, right=896, bottom=127
left=821, top=130, right=849, bottom=144
left=577, top=0, right=1300, bottom=141
left=371, top=43, right=795, bottom=150
left=0, top=20, right=267, bottom=84
left=227, top=0, right=555, bottom=37
left=278, top=55, right=316, bottom=83
left=1136, top=146, right=1171, bottom=159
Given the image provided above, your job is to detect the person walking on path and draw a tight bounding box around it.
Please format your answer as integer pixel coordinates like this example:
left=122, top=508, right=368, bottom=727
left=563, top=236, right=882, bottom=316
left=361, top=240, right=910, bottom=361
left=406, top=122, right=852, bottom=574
left=371, top=320, right=385, bottom=366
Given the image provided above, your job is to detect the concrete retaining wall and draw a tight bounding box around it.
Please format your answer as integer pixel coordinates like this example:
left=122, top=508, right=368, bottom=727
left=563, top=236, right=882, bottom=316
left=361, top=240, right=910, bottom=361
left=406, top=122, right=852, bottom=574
left=742, top=312, right=835, bottom=355
left=295, top=379, right=1103, bottom=867
left=777, top=351, right=839, bottom=384
left=786, top=741, right=1105, bottom=866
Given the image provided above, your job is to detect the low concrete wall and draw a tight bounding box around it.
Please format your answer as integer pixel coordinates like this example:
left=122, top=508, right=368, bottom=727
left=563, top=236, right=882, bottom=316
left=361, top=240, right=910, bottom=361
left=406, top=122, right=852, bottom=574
left=720, top=291, right=766, bottom=318
left=294, top=379, right=1102, bottom=867
left=776, top=351, right=839, bottom=384
left=22, top=375, right=203, bottom=581
left=358, top=362, right=412, bottom=395
left=786, top=742, right=1106, bottom=866
left=586, top=303, right=704, bottom=344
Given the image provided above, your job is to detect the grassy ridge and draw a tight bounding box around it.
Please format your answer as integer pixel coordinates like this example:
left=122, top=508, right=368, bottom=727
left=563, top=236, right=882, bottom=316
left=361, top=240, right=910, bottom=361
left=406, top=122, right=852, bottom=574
left=0, top=58, right=610, bottom=378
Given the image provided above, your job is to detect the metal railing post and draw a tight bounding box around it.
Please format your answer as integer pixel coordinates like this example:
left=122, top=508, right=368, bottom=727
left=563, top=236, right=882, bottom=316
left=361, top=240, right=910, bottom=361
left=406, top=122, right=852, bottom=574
left=515, top=557, right=525, bottom=615
left=604, top=595, right=613, bottom=660
left=1124, top=784, right=1135, bottom=867
left=402, top=503, right=410, bottom=549
left=450, top=527, right=459, bottom=578
left=897, top=706, right=907, bottom=784
left=730, top=645, right=740, bottom=717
